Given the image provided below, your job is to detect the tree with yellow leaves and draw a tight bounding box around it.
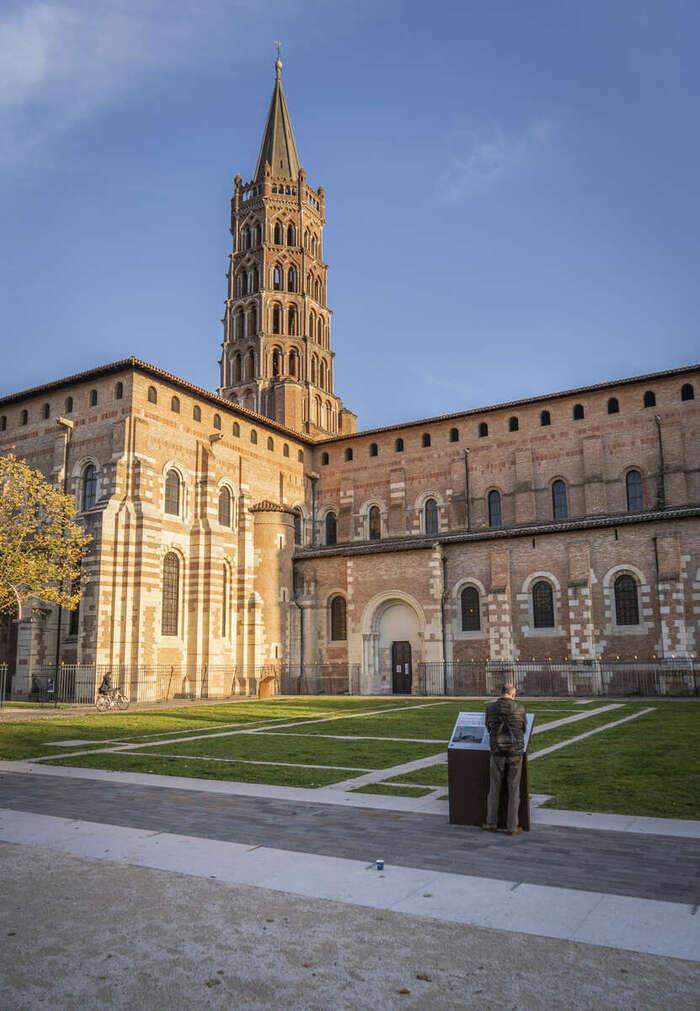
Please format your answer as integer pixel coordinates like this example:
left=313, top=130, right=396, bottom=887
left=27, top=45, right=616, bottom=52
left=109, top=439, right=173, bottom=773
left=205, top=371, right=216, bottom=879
left=0, top=454, right=90, bottom=615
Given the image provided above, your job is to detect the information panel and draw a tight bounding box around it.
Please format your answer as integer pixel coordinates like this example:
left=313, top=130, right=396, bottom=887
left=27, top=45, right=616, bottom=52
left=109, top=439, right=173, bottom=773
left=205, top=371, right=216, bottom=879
left=448, top=711, right=535, bottom=751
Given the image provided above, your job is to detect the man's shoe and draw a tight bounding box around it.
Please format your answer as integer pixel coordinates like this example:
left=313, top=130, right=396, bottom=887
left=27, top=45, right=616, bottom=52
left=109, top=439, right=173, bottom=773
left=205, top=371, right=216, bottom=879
left=507, top=827, right=524, bottom=836
left=481, top=824, right=497, bottom=832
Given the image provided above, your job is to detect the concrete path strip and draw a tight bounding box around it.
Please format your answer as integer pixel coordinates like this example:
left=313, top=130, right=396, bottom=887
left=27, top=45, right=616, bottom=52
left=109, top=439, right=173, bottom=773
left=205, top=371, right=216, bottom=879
left=0, top=808, right=697, bottom=962
left=2, top=762, right=698, bottom=838
left=530, top=708, right=656, bottom=759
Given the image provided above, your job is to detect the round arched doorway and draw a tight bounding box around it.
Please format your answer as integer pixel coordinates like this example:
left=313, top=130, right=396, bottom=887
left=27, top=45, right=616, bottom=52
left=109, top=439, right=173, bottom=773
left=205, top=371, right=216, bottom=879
left=361, top=594, right=425, bottom=695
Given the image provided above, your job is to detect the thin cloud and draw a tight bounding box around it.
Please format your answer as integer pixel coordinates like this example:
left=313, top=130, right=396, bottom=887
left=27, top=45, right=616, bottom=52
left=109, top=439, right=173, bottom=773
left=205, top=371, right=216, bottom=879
left=436, top=118, right=553, bottom=202
left=0, top=0, right=309, bottom=168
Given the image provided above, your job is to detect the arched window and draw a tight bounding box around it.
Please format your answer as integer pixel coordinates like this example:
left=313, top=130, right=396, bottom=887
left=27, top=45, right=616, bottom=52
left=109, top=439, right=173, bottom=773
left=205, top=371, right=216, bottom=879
left=320, top=360, right=327, bottom=391
left=115, top=383, right=123, bottom=400
left=252, top=223, right=261, bottom=247
left=65, top=396, right=74, bottom=414
left=234, top=309, right=244, bottom=339
left=344, top=448, right=353, bottom=462
left=288, top=267, right=297, bottom=292
left=643, top=390, right=656, bottom=408
left=250, top=429, right=258, bottom=444
left=273, top=265, right=282, bottom=291
left=193, top=405, right=201, bottom=422
left=161, top=553, right=179, bottom=636
left=213, top=414, right=221, bottom=430
left=608, top=397, right=619, bottom=414
left=368, top=506, right=381, bottom=541
left=395, top=438, right=404, bottom=452
left=164, top=469, right=181, bottom=515
left=552, top=479, right=568, bottom=520
left=422, top=433, right=431, bottom=448
left=478, top=422, right=488, bottom=437
left=681, top=383, right=694, bottom=401
left=247, top=304, right=257, bottom=336
left=330, top=595, right=347, bottom=641
left=369, top=442, right=378, bottom=457
left=540, top=410, right=551, bottom=426
left=283, top=443, right=290, bottom=458
left=237, top=272, right=248, bottom=296
left=325, top=511, right=337, bottom=545
left=573, top=403, right=584, bottom=420
left=20, top=410, right=28, bottom=426
left=288, top=305, right=297, bottom=336
left=171, top=396, right=180, bottom=414
left=232, top=421, right=240, bottom=437
left=251, top=266, right=259, bottom=292
left=310, top=356, right=318, bottom=385
left=460, top=586, right=481, bottom=632
left=293, top=509, right=303, bottom=545
left=614, top=574, right=639, bottom=626
left=532, top=580, right=555, bottom=628
left=267, top=436, right=274, bottom=451
left=241, top=225, right=250, bottom=250
left=449, top=428, right=459, bottom=443
left=488, top=490, right=502, bottom=528
left=287, top=224, right=296, bottom=246
left=424, top=497, right=439, bottom=536
left=221, top=564, right=229, bottom=637
left=321, top=451, right=329, bottom=466
left=314, top=278, right=321, bottom=301
left=246, top=350, right=255, bottom=379
left=272, top=305, right=282, bottom=334
left=81, top=464, right=97, bottom=510
left=298, top=449, right=304, bottom=463
left=147, top=387, right=157, bottom=404
left=625, top=470, right=643, bottom=512
left=42, top=403, right=50, bottom=419
left=89, top=389, right=98, bottom=407
left=274, top=222, right=283, bottom=244
left=218, top=487, right=232, bottom=526
left=509, top=416, right=519, bottom=432
left=272, top=349, right=281, bottom=378
left=68, top=568, right=80, bottom=636
left=317, top=317, right=323, bottom=344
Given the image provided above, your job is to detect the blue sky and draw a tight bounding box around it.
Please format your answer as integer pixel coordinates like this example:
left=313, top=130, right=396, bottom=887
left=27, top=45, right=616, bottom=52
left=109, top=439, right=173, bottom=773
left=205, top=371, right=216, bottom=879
left=1, top=0, right=698, bottom=428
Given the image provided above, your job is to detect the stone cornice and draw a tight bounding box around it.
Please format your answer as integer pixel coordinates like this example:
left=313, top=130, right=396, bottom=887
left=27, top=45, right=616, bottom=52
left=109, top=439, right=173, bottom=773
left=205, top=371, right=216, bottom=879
left=294, top=505, right=700, bottom=561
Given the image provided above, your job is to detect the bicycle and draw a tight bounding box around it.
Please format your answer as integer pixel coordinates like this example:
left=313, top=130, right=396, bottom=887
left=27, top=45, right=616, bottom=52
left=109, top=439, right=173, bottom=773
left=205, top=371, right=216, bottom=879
left=95, top=688, right=130, bottom=712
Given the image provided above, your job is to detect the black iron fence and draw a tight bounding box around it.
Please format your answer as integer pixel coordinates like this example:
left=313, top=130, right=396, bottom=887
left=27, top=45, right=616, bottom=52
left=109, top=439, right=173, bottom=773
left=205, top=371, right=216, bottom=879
left=0, top=662, right=364, bottom=708
left=1, top=659, right=696, bottom=709
left=416, top=660, right=699, bottom=698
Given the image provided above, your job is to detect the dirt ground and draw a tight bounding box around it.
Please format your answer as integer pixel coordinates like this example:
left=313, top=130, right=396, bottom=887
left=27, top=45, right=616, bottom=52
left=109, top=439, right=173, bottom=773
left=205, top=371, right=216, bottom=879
left=0, top=841, right=697, bottom=1010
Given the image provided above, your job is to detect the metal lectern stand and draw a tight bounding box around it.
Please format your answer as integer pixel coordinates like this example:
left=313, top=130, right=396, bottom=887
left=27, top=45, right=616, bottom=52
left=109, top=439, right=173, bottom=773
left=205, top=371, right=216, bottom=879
left=447, top=711, right=535, bottom=831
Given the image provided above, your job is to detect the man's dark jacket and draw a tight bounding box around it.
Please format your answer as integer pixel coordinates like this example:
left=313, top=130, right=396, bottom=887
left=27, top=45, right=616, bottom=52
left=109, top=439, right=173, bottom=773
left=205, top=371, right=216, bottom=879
left=485, top=698, right=527, bottom=756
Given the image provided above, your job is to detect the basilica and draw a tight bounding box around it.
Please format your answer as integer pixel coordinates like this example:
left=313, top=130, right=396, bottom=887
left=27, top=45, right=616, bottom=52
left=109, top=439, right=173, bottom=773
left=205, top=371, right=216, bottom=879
left=0, top=60, right=698, bottom=698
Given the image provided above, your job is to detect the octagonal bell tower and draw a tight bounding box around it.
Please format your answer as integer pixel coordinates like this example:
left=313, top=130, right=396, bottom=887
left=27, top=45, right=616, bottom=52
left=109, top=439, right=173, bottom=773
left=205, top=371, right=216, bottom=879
left=219, top=57, right=356, bottom=438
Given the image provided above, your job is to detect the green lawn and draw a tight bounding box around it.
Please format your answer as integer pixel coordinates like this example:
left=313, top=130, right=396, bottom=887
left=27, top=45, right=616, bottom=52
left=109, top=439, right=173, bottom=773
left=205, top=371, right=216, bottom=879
left=2, top=696, right=698, bottom=820
left=127, top=731, right=444, bottom=769
left=46, top=752, right=354, bottom=787
left=529, top=702, right=700, bottom=819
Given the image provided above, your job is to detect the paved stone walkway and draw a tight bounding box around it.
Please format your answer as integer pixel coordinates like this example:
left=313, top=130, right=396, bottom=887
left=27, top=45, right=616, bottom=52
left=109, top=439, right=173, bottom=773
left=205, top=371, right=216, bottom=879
left=1, top=770, right=698, bottom=905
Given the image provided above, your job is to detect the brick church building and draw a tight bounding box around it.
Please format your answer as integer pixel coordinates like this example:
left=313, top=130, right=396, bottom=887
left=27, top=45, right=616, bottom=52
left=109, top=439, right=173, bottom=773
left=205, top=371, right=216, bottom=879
left=1, top=59, right=698, bottom=698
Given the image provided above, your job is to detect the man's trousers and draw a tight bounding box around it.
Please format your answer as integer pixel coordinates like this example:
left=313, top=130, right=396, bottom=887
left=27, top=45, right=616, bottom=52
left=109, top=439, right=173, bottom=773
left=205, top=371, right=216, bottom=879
left=486, top=754, right=523, bottom=831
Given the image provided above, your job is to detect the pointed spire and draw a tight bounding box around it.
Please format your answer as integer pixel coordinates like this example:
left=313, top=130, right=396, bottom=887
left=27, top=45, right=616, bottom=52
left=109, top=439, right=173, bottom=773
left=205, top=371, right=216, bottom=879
left=254, top=54, right=301, bottom=182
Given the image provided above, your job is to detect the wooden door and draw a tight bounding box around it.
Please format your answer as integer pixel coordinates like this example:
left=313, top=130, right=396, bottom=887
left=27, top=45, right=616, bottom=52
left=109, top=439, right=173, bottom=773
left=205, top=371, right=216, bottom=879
left=392, top=641, right=412, bottom=694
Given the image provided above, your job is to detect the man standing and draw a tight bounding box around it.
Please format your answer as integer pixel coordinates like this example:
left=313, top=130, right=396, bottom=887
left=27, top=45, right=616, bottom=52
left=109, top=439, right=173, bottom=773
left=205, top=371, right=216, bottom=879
left=483, top=683, right=527, bottom=836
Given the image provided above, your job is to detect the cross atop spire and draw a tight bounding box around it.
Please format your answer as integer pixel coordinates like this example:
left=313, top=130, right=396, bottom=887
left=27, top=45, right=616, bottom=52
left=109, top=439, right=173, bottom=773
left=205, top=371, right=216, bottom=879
left=254, top=50, right=301, bottom=182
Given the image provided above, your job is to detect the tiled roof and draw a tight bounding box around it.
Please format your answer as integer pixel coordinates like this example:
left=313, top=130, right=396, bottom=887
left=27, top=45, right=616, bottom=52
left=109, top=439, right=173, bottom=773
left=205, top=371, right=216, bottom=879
left=317, top=363, right=699, bottom=444
left=0, top=356, right=307, bottom=443
left=294, top=505, right=700, bottom=560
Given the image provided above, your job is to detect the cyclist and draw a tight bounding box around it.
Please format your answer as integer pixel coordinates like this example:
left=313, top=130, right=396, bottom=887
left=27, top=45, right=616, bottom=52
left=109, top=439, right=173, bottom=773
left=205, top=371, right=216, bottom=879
left=98, top=672, right=113, bottom=697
